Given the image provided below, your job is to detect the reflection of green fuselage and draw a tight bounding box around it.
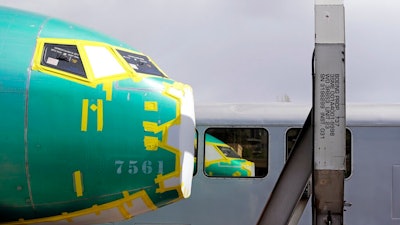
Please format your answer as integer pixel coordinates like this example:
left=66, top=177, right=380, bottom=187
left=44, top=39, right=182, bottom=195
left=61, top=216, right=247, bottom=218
left=0, top=7, right=195, bottom=224
left=204, top=134, right=255, bottom=177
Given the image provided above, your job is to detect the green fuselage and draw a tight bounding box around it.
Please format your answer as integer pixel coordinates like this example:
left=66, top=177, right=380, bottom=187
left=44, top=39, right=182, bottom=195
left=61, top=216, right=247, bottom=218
left=0, top=7, right=195, bottom=223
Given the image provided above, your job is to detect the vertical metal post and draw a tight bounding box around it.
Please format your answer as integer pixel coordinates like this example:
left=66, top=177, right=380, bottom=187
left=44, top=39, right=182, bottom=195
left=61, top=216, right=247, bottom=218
left=313, top=0, right=346, bottom=225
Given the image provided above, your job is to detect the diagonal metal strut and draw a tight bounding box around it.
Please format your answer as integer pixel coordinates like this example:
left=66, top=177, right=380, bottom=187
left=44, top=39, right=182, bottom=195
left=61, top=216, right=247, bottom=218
left=257, top=110, right=313, bottom=225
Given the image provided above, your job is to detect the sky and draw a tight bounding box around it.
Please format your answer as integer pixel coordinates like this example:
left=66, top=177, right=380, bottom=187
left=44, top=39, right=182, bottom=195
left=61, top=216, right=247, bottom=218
left=1, top=0, right=399, bottom=104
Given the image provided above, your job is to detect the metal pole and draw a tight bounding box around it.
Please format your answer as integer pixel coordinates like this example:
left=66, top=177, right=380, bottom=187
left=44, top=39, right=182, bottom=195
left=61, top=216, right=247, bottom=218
left=313, top=0, right=346, bottom=224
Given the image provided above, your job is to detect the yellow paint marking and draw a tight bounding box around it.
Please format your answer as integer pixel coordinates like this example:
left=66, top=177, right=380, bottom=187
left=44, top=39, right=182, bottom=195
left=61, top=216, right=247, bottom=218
left=232, top=171, right=241, bottom=177
left=90, top=104, right=97, bottom=111
left=132, top=75, right=144, bottom=82
left=144, top=136, right=159, bottom=151
left=123, top=191, right=133, bottom=207
left=117, top=205, right=131, bottom=219
left=0, top=190, right=158, bottom=225
left=102, top=82, right=113, bottom=101
left=144, top=81, right=189, bottom=197
left=144, top=101, right=158, bottom=111
left=143, top=121, right=162, bottom=133
left=92, top=204, right=101, bottom=215
left=73, top=171, right=84, bottom=197
left=97, top=99, right=103, bottom=131
left=81, top=99, right=103, bottom=132
left=81, top=99, right=89, bottom=132
left=62, top=212, right=73, bottom=222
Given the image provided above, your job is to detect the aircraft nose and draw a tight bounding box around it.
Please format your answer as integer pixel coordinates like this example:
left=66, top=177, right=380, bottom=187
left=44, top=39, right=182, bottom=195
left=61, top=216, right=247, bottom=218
left=0, top=6, right=197, bottom=223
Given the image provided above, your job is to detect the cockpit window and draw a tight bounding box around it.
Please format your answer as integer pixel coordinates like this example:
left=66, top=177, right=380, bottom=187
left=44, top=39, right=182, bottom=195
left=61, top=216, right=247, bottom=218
left=218, top=146, right=241, bottom=158
left=36, top=39, right=167, bottom=84
left=116, top=49, right=165, bottom=77
left=41, top=44, right=86, bottom=78
left=84, top=46, right=126, bottom=79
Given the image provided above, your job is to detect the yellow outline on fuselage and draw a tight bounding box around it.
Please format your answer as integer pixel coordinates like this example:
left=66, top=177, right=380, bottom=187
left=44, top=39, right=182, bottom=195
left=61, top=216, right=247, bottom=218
left=0, top=190, right=157, bottom=225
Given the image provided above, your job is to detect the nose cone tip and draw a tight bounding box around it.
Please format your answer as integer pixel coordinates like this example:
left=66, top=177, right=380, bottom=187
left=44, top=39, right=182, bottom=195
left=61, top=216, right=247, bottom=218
left=178, top=85, right=195, bottom=198
left=164, top=83, right=195, bottom=198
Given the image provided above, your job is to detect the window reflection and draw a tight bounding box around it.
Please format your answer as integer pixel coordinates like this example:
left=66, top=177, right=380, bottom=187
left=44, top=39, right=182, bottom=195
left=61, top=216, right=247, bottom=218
left=204, top=128, right=268, bottom=178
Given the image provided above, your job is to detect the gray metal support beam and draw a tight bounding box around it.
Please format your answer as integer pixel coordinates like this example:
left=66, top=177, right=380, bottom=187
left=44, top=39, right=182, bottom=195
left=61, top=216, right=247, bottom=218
left=313, top=0, right=346, bottom=224
left=256, top=2, right=346, bottom=224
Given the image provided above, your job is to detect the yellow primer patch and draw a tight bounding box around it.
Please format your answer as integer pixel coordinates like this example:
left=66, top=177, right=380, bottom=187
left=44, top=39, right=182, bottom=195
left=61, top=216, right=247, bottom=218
left=96, top=99, right=103, bottom=131
left=81, top=99, right=103, bottom=132
left=144, top=136, right=159, bottom=151
left=122, top=191, right=132, bottom=207
left=62, top=213, right=73, bottom=222
left=144, top=101, right=158, bottom=112
left=102, top=81, right=113, bottom=101
left=232, top=171, right=242, bottom=177
left=92, top=205, right=101, bottom=215
left=143, top=121, right=164, bottom=133
left=73, top=171, right=84, bottom=197
left=81, top=99, right=89, bottom=131
left=117, top=205, right=131, bottom=219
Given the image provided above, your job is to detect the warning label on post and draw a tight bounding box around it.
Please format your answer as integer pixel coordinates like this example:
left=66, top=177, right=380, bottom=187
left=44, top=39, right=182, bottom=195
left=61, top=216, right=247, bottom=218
left=318, top=73, right=341, bottom=139
left=314, top=70, right=346, bottom=170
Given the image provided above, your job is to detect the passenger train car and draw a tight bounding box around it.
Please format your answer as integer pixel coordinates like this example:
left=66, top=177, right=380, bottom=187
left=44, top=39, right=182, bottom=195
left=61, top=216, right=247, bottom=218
left=126, top=103, right=400, bottom=225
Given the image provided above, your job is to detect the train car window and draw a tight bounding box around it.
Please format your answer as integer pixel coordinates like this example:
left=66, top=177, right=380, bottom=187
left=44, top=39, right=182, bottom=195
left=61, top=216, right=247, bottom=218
left=41, top=43, right=86, bottom=78
left=286, top=128, right=302, bottom=160
left=345, top=129, right=352, bottom=178
left=204, top=128, right=268, bottom=178
left=84, top=46, right=126, bottom=79
left=194, top=130, right=198, bottom=175
left=116, top=49, right=166, bottom=77
left=286, top=128, right=352, bottom=178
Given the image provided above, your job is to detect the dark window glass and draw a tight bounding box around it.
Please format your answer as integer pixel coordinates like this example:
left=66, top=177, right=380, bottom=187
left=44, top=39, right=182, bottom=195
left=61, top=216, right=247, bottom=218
left=41, top=44, right=86, bottom=78
left=116, top=49, right=165, bottom=77
left=194, top=130, right=198, bottom=175
left=204, top=128, right=268, bottom=178
left=218, top=146, right=241, bottom=158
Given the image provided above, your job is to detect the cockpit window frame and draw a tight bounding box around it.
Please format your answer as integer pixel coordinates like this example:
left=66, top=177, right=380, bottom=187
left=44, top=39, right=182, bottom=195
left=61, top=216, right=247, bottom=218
left=114, top=49, right=167, bottom=78
left=32, top=38, right=167, bottom=87
left=41, top=43, right=87, bottom=79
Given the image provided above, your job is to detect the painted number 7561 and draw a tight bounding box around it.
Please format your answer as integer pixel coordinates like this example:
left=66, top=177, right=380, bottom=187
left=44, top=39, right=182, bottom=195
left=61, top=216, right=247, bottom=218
left=115, top=160, right=164, bottom=175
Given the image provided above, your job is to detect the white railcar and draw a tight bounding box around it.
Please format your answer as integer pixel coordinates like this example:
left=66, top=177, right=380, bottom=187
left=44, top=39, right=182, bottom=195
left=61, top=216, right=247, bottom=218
left=124, top=103, right=400, bottom=225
